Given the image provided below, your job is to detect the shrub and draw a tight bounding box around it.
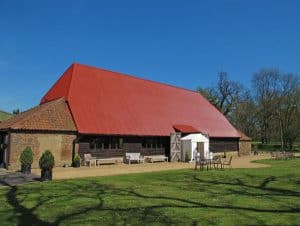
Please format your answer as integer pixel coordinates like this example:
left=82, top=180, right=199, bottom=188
left=39, top=150, right=55, bottom=170
left=19, top=147, right=33, bottom=166
left=73, top=154, right=81, bottom=167
left=185, top=150, right=190, bottom=162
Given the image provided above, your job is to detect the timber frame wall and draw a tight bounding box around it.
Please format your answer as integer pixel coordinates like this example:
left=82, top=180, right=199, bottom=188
left=78, top=135, right=240, bottom=159
left=209, top=137, right=239, bottom=153
left=78, top=135, right=171, bottom=159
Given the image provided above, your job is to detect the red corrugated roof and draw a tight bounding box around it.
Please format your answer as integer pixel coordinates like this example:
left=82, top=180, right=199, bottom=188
left=41, top=63, right=240, bottom=138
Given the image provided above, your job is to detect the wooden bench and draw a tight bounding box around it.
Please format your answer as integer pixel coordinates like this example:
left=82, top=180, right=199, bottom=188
left=125, top=152, right=144, bottom=164
left=84, top=154, right=121, bottom=167
left=96, top=157, right=121, bottom=166
left=145, top=155, right=168, bottom=163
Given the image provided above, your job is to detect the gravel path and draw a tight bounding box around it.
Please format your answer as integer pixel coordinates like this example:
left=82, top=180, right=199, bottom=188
left=2, top=153, right=297, bottom=183
left=31, top=154, right=275, bottom=180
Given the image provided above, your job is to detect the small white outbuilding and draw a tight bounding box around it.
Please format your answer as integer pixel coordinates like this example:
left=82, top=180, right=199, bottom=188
left=181, top=133, right=210, bottom=162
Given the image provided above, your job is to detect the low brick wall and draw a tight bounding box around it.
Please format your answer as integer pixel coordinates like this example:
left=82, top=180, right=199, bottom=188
left=239, top=140, right=252, bottom=156
left=8, top=131, right=76, bottom=170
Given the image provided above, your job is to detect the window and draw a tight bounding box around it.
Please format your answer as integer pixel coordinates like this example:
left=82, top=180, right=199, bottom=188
left=142, top=137, right=162, bottom=149
left=104, top=137, right=110, bottom=149
left=111, top=137, right=118, bottom=149
left=96, top=138, right=103, bottom=149
left=119, top=138, right=123, bottom=149
left=142, top=138, right=147, bottom=148
left=146, top=138, right=152, bottom=148
left=89, top=139, right=95, bottom=149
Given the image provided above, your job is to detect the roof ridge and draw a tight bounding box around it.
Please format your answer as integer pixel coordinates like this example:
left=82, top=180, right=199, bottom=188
left=73, top=63, right=201, bottom=95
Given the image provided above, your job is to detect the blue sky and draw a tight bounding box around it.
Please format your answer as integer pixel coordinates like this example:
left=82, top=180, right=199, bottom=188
left=0, top=0, right=299, bottom=112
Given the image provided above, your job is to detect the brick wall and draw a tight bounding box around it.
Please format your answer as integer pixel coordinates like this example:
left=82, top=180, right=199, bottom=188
left=8, top=131, right=76, bottom=170
left=239, top=140, right=251, bottom=156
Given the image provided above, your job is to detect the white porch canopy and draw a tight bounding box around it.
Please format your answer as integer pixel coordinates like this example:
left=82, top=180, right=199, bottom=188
left=181, top=133, right=210, bottom=161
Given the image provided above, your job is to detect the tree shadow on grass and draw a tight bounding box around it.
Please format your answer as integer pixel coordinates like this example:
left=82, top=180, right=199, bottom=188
left=3, top=180, right=177, bottom=226
left=2, top=180, right=52, bottom=226
left=2, top=174, right=300, bottom=226
left=192, top=175, right=300, bottom=197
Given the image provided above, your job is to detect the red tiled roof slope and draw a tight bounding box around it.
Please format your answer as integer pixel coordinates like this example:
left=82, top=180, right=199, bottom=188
left=41, top=63, right=240, bottom=137
left=0, top=98, right=76, bottom=131
left=237, top=130, right=252, bottom=141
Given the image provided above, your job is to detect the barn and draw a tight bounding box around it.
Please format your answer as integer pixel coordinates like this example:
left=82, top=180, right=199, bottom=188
left=0, top=63, right=248, bottom=170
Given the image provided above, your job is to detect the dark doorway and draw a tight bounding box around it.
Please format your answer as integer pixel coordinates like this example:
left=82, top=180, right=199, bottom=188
left=0, top=133, right=7, bottom=168
left=0, top=149, right=4, bottom=167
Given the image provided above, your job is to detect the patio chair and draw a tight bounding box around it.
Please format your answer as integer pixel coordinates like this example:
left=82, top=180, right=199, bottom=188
left=194, top=154, right=209, bottom=171
left=84, top=154, right=97, bottom=167
left=274, top=151, right=281, bottom=160
left=286, top=151, right=295, bottom=159
left=270, top=152, right=275, bottom=159
left=212, top=155, right=222, bottom=169
left=221, top=156, right=232, bottom=169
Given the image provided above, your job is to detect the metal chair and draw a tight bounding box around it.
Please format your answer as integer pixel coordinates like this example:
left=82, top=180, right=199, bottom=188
left=222, top=156, right=233, bottom=169
left=194, top=154, right=209, bottom=171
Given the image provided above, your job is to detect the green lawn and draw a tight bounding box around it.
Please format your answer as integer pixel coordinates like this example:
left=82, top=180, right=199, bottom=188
left=0, top=110, right=12, bottom=122
left=0, top=159, right=300, bottom=226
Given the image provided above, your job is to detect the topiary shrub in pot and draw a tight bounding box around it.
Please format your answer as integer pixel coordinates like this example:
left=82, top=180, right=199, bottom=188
left=19, top=147, right=33, bottom=174
left=73, top=154, right=81, bottom=168
left=39, top=150, right=55, bottom=181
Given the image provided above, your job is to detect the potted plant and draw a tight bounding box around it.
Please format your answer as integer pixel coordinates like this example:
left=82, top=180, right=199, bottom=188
left=73, top=154, right=81, bottom=168
left=19, top=147, right=33, bottom=174
left=39, top=150, right=55, bottom=181
left=185, top=150, right=191, bottom=162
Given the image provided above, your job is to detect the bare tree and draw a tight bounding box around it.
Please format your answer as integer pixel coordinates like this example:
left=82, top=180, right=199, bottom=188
left=230, top=91, right=259, bottom=139
left=197, top=72, right=244, bottom=117
left=252, top=69, right=280, bottom=144
left=197, top=69, right=300, bottom=148
left=276, top=74, right=300, bottom=149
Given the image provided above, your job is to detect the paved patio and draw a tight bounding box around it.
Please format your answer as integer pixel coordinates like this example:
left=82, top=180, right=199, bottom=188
left=0, top=169, right=39, bottom=187
left=30, top=153, right=274, bottom=180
